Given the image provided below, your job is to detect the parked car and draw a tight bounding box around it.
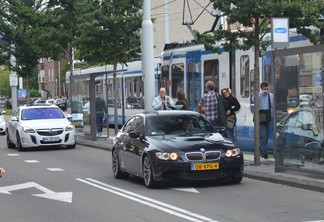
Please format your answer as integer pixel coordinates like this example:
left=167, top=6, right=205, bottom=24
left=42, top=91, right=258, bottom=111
left=125, top=97, right=144, bottom=109
left=54, top=99, right=67, bottom=111
left=6, top=105, right=76, bottom=151
left=276, top=107, right=324, bottom=163
left=112, top=110, right=243, bottom=188
left=71, top=100, right=84, bottom=127
left=45, top=99, right=55, bottom=105
left=33, top=99, right=46, bottom=106
left=107, top=98, right=121, bottom=108
left=0, top=110, right=6, bottom=135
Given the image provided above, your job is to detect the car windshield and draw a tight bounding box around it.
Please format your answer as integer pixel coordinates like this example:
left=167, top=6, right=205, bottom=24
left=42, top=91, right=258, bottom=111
left=21, top=108, right=65, bottom=120
left=72, top=101, right=83, bottom=113
left=146, top=115, right=215, bottom=136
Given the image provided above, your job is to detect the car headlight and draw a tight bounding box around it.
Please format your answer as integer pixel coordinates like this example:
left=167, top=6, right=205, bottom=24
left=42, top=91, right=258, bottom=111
left=65, top=124, right=75, bottom=131
left=225, top=148, right=241, bottom=157
left=22, top=126, right=35, bottom=133
left=156, top=152, right=179, bottom=160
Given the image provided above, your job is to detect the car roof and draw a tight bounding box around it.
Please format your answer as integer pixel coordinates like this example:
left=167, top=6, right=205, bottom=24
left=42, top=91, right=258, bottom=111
left=19, top=105, right=60, bottom=110
left=136, top=110, right=199, bottom=118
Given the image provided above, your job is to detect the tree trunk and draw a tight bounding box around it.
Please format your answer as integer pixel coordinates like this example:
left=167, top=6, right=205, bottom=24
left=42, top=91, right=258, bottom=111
left=113, top=63, right=118, bottom=134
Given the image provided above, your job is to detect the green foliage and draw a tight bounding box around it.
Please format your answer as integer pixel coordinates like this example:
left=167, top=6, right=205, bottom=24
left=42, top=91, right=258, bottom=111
left=29, top=88, right=40, bottom=97
left=74, top=0, right=143, bottom=66
left=0, top=68, right=10, bottom=96
left=196, top=0, right=324, bottom=53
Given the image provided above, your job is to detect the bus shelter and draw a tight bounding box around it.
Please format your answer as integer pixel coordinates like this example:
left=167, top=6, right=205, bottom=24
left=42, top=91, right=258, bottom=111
left=70, top=69, right=124, bottom=141
left=273, top=44, right=324, bottom=176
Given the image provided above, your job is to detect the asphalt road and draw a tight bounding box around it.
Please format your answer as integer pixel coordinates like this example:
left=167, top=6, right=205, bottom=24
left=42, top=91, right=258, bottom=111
left=0, top=137, right=323, bottom=222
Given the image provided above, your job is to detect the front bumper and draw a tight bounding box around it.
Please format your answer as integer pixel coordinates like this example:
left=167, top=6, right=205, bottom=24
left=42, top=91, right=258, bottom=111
left=19, top=130, right=76, bottom=148
left=150, top=154, right=244, bottom=182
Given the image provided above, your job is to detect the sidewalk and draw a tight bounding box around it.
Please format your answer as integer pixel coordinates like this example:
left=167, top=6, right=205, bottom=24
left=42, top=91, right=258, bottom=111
left=76, top=132, right=324, bottom=193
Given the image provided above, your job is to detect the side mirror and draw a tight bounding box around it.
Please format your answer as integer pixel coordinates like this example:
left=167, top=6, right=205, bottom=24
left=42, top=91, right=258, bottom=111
left=301, top=124, right=312, bottom=131
left=10, top=116, right=18, bottom=122
left=215, top=126, right=227, bottom=133
left=129, top=131, right=140, bottom=138
left=66, top=114, right=72, bottom=122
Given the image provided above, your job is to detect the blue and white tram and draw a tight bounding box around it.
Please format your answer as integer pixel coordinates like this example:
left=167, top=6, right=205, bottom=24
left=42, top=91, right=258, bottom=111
left=161, top=34, right=313, bottom=152
left=69, top=57, right=161, bottom=126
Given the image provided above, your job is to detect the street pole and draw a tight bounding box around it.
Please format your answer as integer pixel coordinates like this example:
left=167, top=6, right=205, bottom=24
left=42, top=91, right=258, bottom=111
left=10, top=44, right=18, bottom=111
left=142, top=0, right=155, bottom=112
left=164, top=0, right=170, bottom=43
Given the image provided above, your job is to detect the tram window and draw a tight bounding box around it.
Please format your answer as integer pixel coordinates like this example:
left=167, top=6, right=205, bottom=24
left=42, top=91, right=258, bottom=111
left=204, top=60, right=219, bottom=92
left=161, top=65, right=169, bottom=91
left=240, top=55, right=250, bottom=98
left=171, top=63, right=184, bottom=98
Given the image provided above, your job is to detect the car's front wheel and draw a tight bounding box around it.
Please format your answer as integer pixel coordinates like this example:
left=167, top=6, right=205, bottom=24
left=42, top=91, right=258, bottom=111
left=112, top=148, right=128, bottom=179
left=6, top=131, right=15, bottom=148
left=230, top=176, right=243, bottom=184
left=67, top=142, right=76, bottom=149
left=16, top=132, right=24, bottom=151
left=143, top=155, right=156, bottom=188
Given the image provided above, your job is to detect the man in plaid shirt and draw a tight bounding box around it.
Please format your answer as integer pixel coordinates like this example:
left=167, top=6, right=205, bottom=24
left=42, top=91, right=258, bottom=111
left=199, top=80, right=228, bottom=128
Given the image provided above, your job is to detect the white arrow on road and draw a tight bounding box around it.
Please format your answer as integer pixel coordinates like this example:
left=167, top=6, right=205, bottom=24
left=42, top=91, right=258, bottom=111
left=0, top=182, right=72, bottom=203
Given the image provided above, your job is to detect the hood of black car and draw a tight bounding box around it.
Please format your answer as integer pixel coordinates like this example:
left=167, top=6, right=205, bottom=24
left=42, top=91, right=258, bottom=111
left=147, top=133, right=232, bottom=152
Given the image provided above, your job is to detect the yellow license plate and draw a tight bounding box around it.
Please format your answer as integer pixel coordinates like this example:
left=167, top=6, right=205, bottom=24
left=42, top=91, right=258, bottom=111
left=191, top=162, right=219, bottom=171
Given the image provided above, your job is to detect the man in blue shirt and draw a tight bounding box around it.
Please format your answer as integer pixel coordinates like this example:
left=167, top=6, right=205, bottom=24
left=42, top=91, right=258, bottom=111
left=258, top=81, right=274, bottom=159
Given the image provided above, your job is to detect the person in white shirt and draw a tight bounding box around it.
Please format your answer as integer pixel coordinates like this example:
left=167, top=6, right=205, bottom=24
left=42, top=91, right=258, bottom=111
left=152, top=87, right=175, bottom=110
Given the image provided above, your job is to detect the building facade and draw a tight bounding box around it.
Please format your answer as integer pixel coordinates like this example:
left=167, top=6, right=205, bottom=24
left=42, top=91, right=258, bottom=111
left=38, top=58, right=68, bottom=99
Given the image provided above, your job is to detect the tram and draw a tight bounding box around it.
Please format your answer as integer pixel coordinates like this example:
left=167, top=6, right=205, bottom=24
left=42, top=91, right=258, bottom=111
left=161, top=32, right=313, bottom=151
left=68, top=30, right=314, bottom=152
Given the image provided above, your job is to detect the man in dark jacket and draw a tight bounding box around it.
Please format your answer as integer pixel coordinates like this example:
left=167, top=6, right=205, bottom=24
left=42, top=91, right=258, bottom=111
left=96, top=96, right=108, bottom=136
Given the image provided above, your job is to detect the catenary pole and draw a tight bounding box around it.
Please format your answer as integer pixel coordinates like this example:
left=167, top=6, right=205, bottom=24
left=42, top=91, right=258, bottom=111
left=164, top=0, right=170, bottom=43
left=10, top=44, right=18, bottom=111
left=142, top=0, right=155, bottom=112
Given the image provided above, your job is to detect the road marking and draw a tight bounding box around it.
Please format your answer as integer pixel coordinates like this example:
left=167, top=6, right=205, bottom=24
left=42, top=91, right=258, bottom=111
left=0, top=182, right=72, bottom=203
left=7, top=153, right=20, bottom=156
left=170, top=187, right=199, bottom=193
left=303, top=221, right=324, bottom=222
left=25, top=160, right=40, bottom=163
left=47, top=168, right=65, bottom=172
left=77, top=178, right=219, bottom=222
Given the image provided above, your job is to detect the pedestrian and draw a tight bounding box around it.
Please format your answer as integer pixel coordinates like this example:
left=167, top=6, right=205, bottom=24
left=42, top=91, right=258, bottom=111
left=198, top=80, right=229, bottom=128
left=95, top=96, right=108, bottom=136
left=221, top=88, right=241, bottom=143
left=175, top=91, right=189, bottom=110
left=257, top=81, right=274, bottom=159
left=152, top=87, right=176, bottom=110
left=0, top=167, right=5, bottom=177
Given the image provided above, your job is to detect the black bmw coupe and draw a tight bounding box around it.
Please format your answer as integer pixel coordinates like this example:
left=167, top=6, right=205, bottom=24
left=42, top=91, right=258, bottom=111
left=112, top=110, right=244, bottom=188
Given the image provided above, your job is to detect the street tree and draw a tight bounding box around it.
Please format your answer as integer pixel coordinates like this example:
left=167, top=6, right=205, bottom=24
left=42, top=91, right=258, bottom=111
left=195, top=0, right=324, bottom=165
left=0, top=0, right=76, bottom=104
left=75, top=0, right=143, bottom=132
left=0, top=68, right=10, bottom=96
